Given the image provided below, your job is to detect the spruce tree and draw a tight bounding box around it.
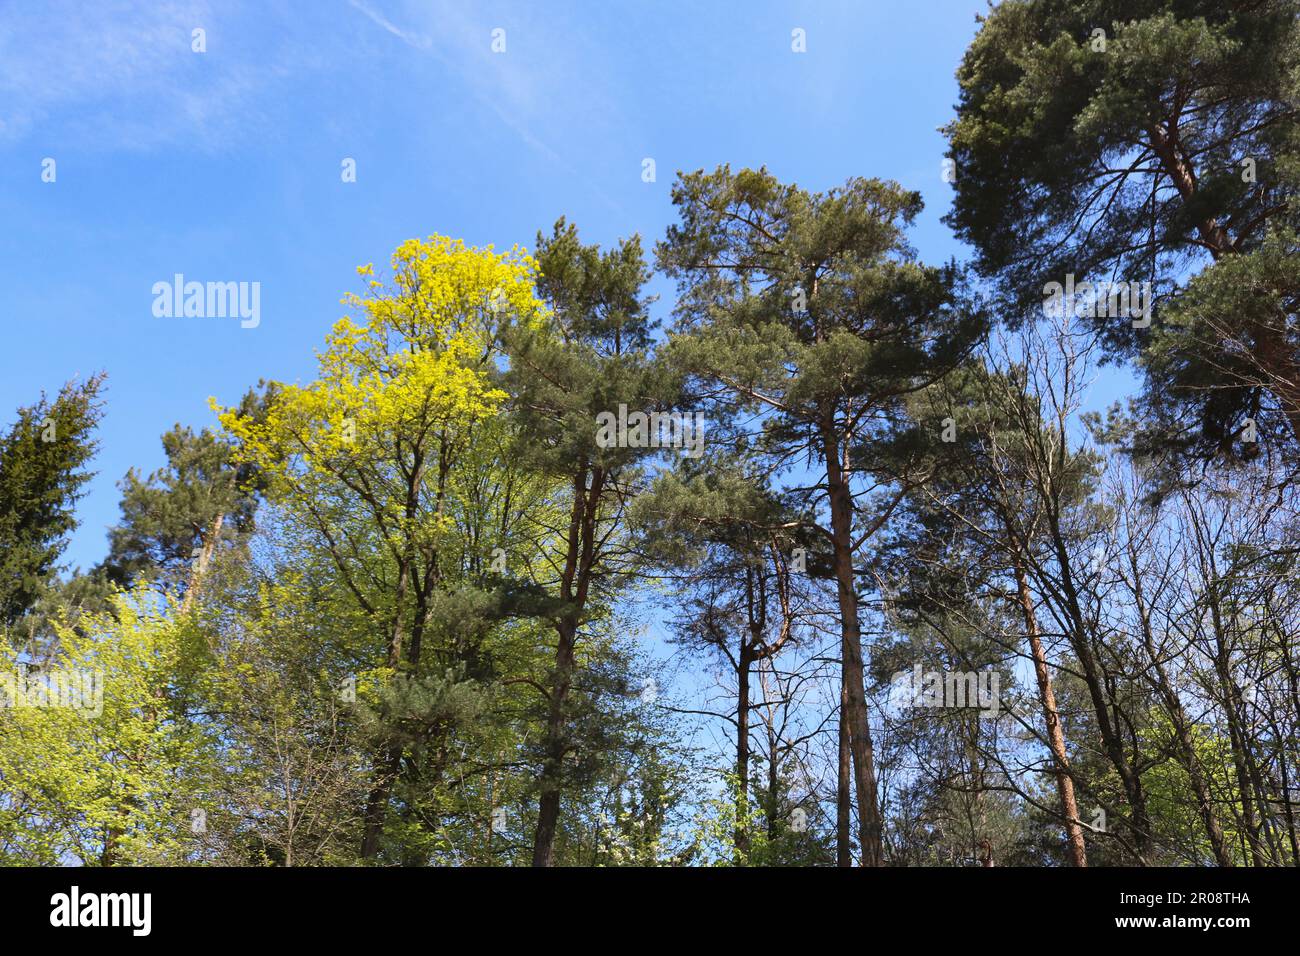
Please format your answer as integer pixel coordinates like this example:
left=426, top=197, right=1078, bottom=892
left=0, top=374, right=105, bottom=631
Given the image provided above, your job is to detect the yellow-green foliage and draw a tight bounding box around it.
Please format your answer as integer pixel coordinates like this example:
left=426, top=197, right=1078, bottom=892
left=0, top=587, right=215, bottom=865
left=1140, top=709, right=1250, bottom=865
left=216, top=236, right=541, bottom=487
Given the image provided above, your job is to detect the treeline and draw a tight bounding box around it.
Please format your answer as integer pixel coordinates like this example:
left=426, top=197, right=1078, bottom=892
left=1, top=0, right=1298, bottom=866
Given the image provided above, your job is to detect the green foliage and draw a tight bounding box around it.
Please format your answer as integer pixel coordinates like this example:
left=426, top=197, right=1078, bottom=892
left=5, top=85, right=1300, bottom=868
left=0, top=375, right=104, bottom=630
left=103, top=386, right=272, bottom=593
left=946, top=0, right=1300, bottom=463
left=0, top=586, right=216, bottom=865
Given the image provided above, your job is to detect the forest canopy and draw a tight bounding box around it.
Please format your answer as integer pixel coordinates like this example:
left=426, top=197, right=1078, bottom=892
left=2, top=0, right=1298, bottom=869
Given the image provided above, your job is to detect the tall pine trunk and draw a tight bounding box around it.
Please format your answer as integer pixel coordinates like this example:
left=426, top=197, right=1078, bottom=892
left=735, top=649, right=752, bottom=863
left=820, top=415, right=883, bottom=866
left=837, top=669, right=852, bottom=866
left=532, top=618, right=576, bottom=867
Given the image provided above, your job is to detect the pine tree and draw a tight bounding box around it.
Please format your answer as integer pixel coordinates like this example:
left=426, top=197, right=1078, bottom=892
left=501, top=217, right=674, bottom=866
left=945, top=0, right=1300, bottom=464
left=103, top=385, right=272, bottom=609
left=634, top=451, right=813, bottom=863
left=657, top=165, right=985, bottom=864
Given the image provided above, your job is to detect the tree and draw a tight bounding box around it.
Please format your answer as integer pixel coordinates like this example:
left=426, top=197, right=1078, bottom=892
left=657, top=165, right=984, bottom=864
left=217, top=236, right=546, bottom=859
left=0, top=586, right=216, bottom=866
left=501, top=217, right=671, bottom=866
left=634, top=453, right=811, bottom=862
left=946, top=0, right=1300, bottom=463
left=0, top=375, right=105, bottom=634
left=103, top=386, right=272, bottom=611
left=880, top=347, right=1094, bottom=866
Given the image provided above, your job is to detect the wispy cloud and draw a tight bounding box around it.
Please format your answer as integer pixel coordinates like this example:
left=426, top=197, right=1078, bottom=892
left=347, top=0, right=431, bottom=50
left=1, top=0, right=623, bottom=215
left=346, top=0, right=617, bottom=191
left=0, top=0, right=321, bottom=151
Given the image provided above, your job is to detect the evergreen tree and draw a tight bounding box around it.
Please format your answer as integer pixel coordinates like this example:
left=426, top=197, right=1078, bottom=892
left=103, top=385, right=272, bottom=608
left=657, top=165, right=984, bottom=864
left=946, top=0, right=1300, bottom=465
left=501, top=217, right=675, bottom=866
left=634, top=451, right=813, bottom=863
left=0, top=374, right=105, bottom=633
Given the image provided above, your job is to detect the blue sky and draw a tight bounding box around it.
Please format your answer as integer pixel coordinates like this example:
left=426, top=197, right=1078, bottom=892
left=2, top=0, right=1074, bottom=573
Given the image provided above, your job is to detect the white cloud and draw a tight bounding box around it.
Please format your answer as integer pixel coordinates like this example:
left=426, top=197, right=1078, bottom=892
left=347, top=0, right=431, bottom=50
left=347, top=0, right=626, bottom=189
left=0, top=0, right=316, bottom=150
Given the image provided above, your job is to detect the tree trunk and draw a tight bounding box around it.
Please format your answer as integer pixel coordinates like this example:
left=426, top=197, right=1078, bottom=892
left=532, top=464, right=603, bottom=867
left=359, top=746, right=402, bottom=859
left=820, top=415, right=883, bottom=866
left=1198, top=568, right=1269, bottom=866
left=1042, top=511, right=1153, bottom=857
left=837, top=663, right=852, bottom=867
left=532, top=619, right=576, bottom=867
left=735, top=648, right=752, bottom=863
left=1012, top=553, right=1088, bottom=866
left=181, top=512, right=225, bottom=614
left=360, top=551, right=414, bottom=859
left=766, top=708, right=780, bottom=845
